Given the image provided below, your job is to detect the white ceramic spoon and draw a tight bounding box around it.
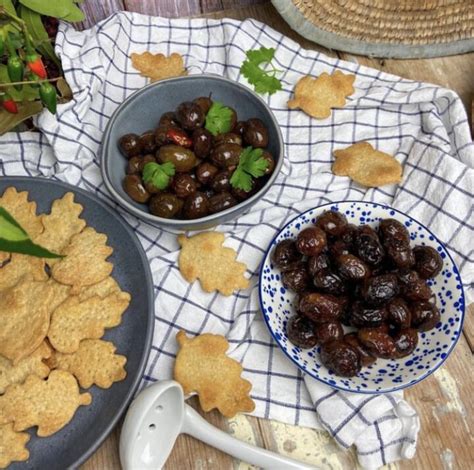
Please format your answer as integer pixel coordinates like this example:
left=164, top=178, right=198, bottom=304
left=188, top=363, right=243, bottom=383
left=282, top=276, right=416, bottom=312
left=120, top=380, right=317, bottom=469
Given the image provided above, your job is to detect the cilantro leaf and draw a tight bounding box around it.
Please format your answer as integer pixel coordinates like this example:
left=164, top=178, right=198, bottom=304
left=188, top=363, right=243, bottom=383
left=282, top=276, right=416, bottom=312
left=142, top=161, right=175, bottom=190
left=230, top=146, right=269, bottom=192
left=205, top=101, right=234, bottom=136
left=240, top=47, right=282, bottom=96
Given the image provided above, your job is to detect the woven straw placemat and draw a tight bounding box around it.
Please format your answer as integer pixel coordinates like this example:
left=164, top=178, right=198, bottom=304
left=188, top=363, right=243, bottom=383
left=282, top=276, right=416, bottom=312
left=272, top=0, right=474, bottom=58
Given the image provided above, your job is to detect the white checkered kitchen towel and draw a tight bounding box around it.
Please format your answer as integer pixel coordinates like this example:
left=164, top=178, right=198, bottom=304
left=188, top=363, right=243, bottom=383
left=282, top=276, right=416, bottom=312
left=1, top=12, right=473, bottom=469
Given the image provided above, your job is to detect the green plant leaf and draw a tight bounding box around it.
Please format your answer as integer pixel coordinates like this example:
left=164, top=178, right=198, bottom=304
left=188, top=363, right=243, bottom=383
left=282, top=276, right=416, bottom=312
left=142, top=162, right=175, bottom=190
left=205, top=101, right=234, bottom=136
left=0, top=0, right=19, bottom=17
left=61, top=2, right=84, bottom=21
left=0, top=100, right=43, bottom=135
left=0, top=206, right=28, bottom=241
left=230, top=146, right=269, bottom=192
left=18, top=0, right=70, bottom=18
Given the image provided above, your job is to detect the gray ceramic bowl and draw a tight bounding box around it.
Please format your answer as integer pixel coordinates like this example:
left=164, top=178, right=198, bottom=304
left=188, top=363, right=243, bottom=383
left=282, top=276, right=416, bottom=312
left=101, top=74, right=284, bottom=231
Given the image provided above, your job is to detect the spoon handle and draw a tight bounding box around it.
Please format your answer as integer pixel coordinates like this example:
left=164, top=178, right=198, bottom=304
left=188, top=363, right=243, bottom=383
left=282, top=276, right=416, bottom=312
left=183, top=404, right=317, bottom=470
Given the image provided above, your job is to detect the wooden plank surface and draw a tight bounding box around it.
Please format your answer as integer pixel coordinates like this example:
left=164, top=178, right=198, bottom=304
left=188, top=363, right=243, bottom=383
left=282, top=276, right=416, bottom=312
left=76, top=1, right=474, bottom=469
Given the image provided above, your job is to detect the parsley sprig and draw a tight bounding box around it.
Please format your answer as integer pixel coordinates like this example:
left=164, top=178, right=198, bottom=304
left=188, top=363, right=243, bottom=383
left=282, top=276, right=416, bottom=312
left=230, top=146, right=269, bottom=192
left=240, top=47, right=282, bottom=95
left=205, top=101, right=234, bottom=136
left=142, top=161, right=175, bottom=190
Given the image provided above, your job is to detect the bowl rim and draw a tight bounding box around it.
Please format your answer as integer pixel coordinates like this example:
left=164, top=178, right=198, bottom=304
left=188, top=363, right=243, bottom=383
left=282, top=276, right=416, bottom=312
left=100, top=73, right=284, bottom=227
left=259, top=200, right=466, bottom=395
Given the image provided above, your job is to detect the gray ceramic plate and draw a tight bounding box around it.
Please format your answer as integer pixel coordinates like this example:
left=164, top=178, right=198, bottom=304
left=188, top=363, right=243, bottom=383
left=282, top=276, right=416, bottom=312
left=0, top=177, right=154, bottom=470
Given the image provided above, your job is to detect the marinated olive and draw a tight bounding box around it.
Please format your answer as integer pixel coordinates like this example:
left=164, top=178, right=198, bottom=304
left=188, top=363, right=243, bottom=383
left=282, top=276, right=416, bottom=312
left=231, top=183, right=258, bottom=201
left=287, top=315, right=318, bottom=349
left=138, top=154, right=156, bottom=172
left=233, top=121, right=246, bottom=135
left=282, top=265, right=310, bottom=292
left=410, top=302, right=440, bottom=331
left=379, top=218, right=410, bottom=248
left=208, top=192, right=237, bottom=214
left=328, top=240, right=351, bottom=259
left=158, top=111, right=178, bottom=127
left=340, top=224, right=358, bottom=246
left=175, top=101, right=205, bottom=130
left=211, top=170, right=231, bottom=193
left=296, top=227, right=327, bottom=256
left=210, top=143, right=242, bottom=169
left=158, top=145, right=197, bottom=172
left=320, top=340, right=361, bottom=377
left=243, top=118, right=268, bottom=148
left=193, top=96, right=213, bottom=115
left=315, top=210, right=348, bottom=236
left=172, top=173, right=197, bottom=198
left=307, top=253, right=331, bottom=276
left=261, top=151, right=275, bottom=175
left=344, top=333, right=376, bottom=367
left=272, top=240, right=302, bottom=271
left=195, top=162, right=218, bottom=185
left=354, top=225, right=385, bottom=266
left=362, top=274, right=399, bottom=306
left=350, top=301, right=387, bottom=328
left=214, top=132, right=242, bottom=146
left=149, top=193, right=183, bottom=218
left=126, top=156, right=142, bottom=175
left=315, top=321, right=344, bottom=344
left=299, top=292, right=346, bottom=323
left=395, top=269, right=419, bottom=289
left=403, top=278, right=432, bottom=302
left=337, top=254, right=370, bottom=281
left=387, top=298, right=411, bottom=329
left=119, top=133, right=142, bottom=158
left=392, top=328, right=418, bottom=358
left=155, top=125, right=171, bottom=147
left=192, top=128, right=213, bottom=159
left=144, top=180, right=161, bottom=195
left=386, top=244, right=415, bottom=269
left=182, top=191, right=209, bottom=219
left=413, top=246, right=443, bottom=279
left=357, top=327, right=397, bottom=359
left=313, top=269, right=347, bottom=295
left=123, top=174, right=150, bottom=203
left=138, top=130, right=156, bottom=154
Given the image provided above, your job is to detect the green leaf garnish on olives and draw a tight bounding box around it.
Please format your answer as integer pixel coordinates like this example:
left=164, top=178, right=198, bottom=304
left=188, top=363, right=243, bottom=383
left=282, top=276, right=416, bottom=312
left=142, top=161, right=175, bottom=190
left=205, top=101, right=234, bottom=136
left=230, top=146, right=269, bottom=192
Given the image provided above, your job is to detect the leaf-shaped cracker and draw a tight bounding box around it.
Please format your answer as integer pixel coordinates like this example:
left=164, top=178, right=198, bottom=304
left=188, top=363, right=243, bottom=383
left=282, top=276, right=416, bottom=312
left=131, top=51, right=186, bottom=82
left=0, top=423, right=30, bottom=468
left=48, top=292, right=131, bottom=353
left=178, top=232, right=249, bottom=296
left=0, top=279, right=55, bottom=364
left=48, top=339, right=127, bottom=389
left=287, top=71, right=355, bottom=119
left=51, top=227, right=113, bottom=291
left=0, top=252, right=10, bottom=265
left=0, top=253, right=47, bottom=291
left=332, top=141, right=403, bottom=187
left=46, top=278, right=72, bottom=312
left=0, top=342, right=51, bottom=394
left=0, top=370, right=91, bottom=437
left=77, top=276, right=121, bottom=301
left=174, top=331, right=255, bottom=418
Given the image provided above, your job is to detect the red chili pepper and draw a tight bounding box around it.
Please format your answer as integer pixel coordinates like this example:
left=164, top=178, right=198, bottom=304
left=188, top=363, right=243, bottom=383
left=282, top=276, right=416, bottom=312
left=24, top=32, right=47, bottom=79
left=166, top=128, right=192, bottom=148
left=2, top=94, right=18, bottom=114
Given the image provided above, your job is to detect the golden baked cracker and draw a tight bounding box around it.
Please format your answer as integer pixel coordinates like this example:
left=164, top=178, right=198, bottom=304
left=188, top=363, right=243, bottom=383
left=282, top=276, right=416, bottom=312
left=0, top=252, right=10, bottom=266
left=178, top=232, right=249, bottom=296
left=174, top=331, right=255, bottom=418
left=0, top=342, right=51, bottom=394
left=0, top=279, right=55, bottom=364
left=0, top=370, right=91, bottom=437
left=0, top=253, right=47, bottom=291
left=287, top=71, right=355, bottom=119
left=49, top=339, right=127, bottom=389
left=48, top=292, right=131, bottom=353
left=77, top=276, right=120, bottom=301
left=332, top=141, right=403, bottom=187
left=51, top=227, right=113, bottom=290
left=0, top=187, right=43, bottom=238
left=46, top=278, right=72, bottom=312
left=0, top=423, right=30, bottom=468
left=131, top=51, right=186, bottom=82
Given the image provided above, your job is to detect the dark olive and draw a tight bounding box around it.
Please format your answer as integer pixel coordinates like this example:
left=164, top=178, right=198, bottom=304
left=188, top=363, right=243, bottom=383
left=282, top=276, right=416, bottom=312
left=195, top=162, right=219, bottom=185
left=320, top=340, right=361, bottom=377
left=210, top=143, right=242, bottom=169
left=413, top=246, right=443, bottom=279
left=144, top=180, right=161, bottom=195
left=138, top=154, right=156, bottom=172
left=392, top=328, right=418, bottom=358
left=403, top=278, right=433, bottom=302
left=315, top=321, right=344, bottom=344
left=350, top=301, right=387, bottom=328
left=287, top=315, right=318, bottom=349
left=260, top=151, right=275, bottom=175
left=155, top=125, right=171, bottom=147
left=354, top=225, right=385, bottom=266
left=214, top=132, right=242, bottom=146
left=126, top=156, right=142, bottom=175
left=328, top=240, right=351, bottom=259
left=149, top=193, right=183, bottom=218
left=208, top=192, right=237, bottom=214
left=387, top=298, right=411, bottom=329
left=182, top=191, right=209, bottom=219
left=119, top=133, right=142, bottom=158
left=337, top=254, right=370, bottom=281
left=362, top=274, right=399, bottom=306
left=175, top=101, right=205, bottom=130
left=193, top=96, right=213, bottom=115
left=395, top=269, right=420, bottom=289
left=172, top=173, right=197, bottom=199
left=123, top=174, right=150, bottom=203
left=233, top=120, right=247, bottom=136
left=358, top=327, right=397, bottom=359
left=211, top=170, right=231, bottom=193
left=307, top=253, right=331, bottom=276
left=379, top=218, right=411, bottom=248
left=296, top=227, right=327, bottom=256
left=158, top=111, right=178, bottom=127
left=243, top=118, right=268, bottom=148
left=299, top=292, right=346, bottom=323
left=386, top=245, right=415, bottom=269
left=315, top=210, right=348, bottom=237
left=410, top=302, right=440, bottom=331
left=272, top=240, right=302, bottom=271
left=344, top=333, right=376, bottom=367
left=340, top=224, right=358, bottom=246
left=157, top=145, right=197, bottom=172
left=232, top=178, right=260, bottom=201
left=228, top=107, right=238, bottom=130
left=138, top=130, right=156, bottom=154
left=282, top=265, right=310, bottom=293
left=313, top=269, right=347, bottom=295
left=192, top=128, right=213, bottom=159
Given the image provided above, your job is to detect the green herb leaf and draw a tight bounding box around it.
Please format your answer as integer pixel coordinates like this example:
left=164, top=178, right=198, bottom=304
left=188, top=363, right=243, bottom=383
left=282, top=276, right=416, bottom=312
left=18, top=0, right=70, bottom=18
left=230, top=146, right=269, bottom=192
left=61, top=2, right=84, bottom=21
left=204, top=101, right=234, bottom=136
left=142, top=161, right=175, bottom=190
left=240, top=46, right=282, bottom=96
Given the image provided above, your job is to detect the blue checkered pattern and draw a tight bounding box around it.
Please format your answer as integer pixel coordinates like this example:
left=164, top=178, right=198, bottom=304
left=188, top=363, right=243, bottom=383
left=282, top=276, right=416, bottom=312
left=1, top=12, right=472, bottom=468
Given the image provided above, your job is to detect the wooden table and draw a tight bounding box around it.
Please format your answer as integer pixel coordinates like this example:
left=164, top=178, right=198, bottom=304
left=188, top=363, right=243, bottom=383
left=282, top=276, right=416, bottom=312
left=78, top=2, right=474, bottom=469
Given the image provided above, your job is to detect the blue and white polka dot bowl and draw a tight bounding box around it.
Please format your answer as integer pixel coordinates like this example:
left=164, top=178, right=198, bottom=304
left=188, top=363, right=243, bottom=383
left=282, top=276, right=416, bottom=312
left=259, top=201, right=465, bottom=394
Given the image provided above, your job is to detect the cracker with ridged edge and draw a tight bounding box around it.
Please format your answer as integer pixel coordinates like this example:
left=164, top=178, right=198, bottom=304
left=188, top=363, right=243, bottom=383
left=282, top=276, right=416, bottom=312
left=332, top=141, right=403, bottom=187
left=77, top=276, right=121, bottom=301
left=0, top=423, right=30, bottom=468
left=174, top=331, right=255, bottom=418
left=48, top=339, right=126, bottom=389
left=0, top=342, right=51, bottom=394
left=131, top=51, right=186, bottom=82
left=178, top=232, right=249, bottom=296
left=51, top=227, right=113, bottom=291
left=0, top=253, right=47, bottom=291
left=48, top=292, right=131, bottom=353
left=0, top=370, right=91, bottom=437
left=288, top=71, right=355, bottom=119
